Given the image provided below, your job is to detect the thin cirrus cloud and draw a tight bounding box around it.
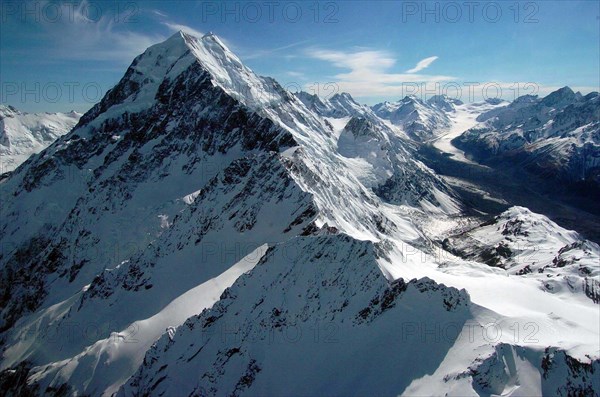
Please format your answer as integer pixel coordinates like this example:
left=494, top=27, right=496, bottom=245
left=239, top=39, right=314, bottom=60
left=12, top=2, right=208, bottom=64
left=406, top=56, right=439, bottom=73
left=5, top=0, right=165, bottom=63
left=306, top=48, right=454, bottom=97
left=162, top=22, right=204, bottom=39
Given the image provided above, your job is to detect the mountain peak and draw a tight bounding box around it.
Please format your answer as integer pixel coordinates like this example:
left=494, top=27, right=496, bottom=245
left=142, top=30, right=236, bottom=71
left=330, top=92, right=360, bottom=106
left=157, top=30, right=194, bottom=52
left=201, top=31, right=226, bottom=46
left=331, top=92, right=354, bottom=101
left=556, top=85, right=574, bottom=94
left=512, top=94, right=539, bottom=104
left=427, top=94, right=463, bottom=111
left=401, top=94, right=425, bottom=105
left=200, top=31, right=233, bottom=53
left=165, top=30, right=230, bottom=51
left=164, top=30, right=235, bottom=60
left=0, top=105, right=22, bottom=120
left=541, top=86, right=578, bottom=107
left=78, top=31, right=283, bottom=129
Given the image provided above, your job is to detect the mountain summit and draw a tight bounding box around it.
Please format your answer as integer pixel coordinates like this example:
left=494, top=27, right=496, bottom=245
left=79, top=31, right=285, bottom=130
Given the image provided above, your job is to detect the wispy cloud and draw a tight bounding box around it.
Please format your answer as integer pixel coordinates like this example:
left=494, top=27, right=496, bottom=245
left=241, top=39, right=314, bottom=60
left=306, top=48, right=454, bottom=97
left=162, top=22, right=204, bottom=38
left=406, top=56, right=439, bottom=73
left=152, top=9, right=168, bottom=18
left=287, top=71, right=306, bottom=78
left=6, top=0, right=164, bottom=63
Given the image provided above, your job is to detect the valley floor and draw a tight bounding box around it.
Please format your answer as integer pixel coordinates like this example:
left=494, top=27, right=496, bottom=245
left=418, top=143, right=600, bottom=244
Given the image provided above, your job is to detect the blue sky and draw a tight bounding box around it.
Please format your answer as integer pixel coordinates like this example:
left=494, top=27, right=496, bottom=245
left=1, top=0, right=599, bottom=112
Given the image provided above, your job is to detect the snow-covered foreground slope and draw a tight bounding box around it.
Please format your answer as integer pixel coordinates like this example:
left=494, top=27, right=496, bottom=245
left=443, top=206, right=600, bottom=303
left=20, top=245, right=268, bottom=396
left=0, top=32, right=598, bottom=396
left=0, top=105, right=80, bottom=173
left=119, top=235, right=473, bottom=397
left=117, top=224, right=599, bottom=397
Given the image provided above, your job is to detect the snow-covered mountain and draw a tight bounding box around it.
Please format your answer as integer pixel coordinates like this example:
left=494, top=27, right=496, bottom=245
left=294, top=91, right=367, bottom=118
left=444, top=206, right=600, bottom=303
left=452, top=87, right=600, bottom=188
left=371, top=94, right=461, bottom=141
left=0, top=32, right=598, bottom=397
left=0, top=105, right=81, bottom=173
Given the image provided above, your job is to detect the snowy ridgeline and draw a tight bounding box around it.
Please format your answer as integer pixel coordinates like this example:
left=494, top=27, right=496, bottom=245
left=0, top=32, right=598, bottom=396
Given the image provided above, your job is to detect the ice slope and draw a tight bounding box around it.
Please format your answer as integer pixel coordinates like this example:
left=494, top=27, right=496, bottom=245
left=120, top=225, right=600, bottom=396
left=404, top=343, right=600, bottom=396
left=24, top=245, right=268, bottom=396
left=0, top=105, right=80, bottom=173
left=432, top=99, right=508, bottom=164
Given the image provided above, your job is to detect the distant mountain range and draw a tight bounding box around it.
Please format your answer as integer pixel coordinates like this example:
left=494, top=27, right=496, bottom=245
left=453, top=87, right=600, bottom=192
